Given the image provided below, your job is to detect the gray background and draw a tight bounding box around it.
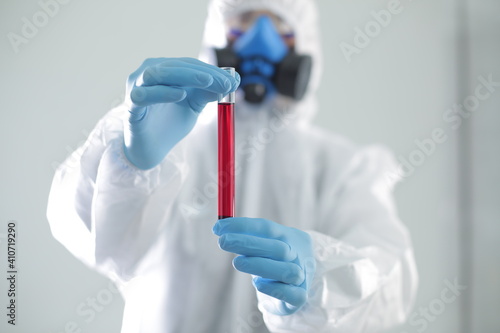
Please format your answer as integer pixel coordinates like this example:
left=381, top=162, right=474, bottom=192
left=0, top=0, right=499, bottom=332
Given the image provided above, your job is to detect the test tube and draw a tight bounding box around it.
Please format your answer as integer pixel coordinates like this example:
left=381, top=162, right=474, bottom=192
left=218, top=67, right=236, bottom=219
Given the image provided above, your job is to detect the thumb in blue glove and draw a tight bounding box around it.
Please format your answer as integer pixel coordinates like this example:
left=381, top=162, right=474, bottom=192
left=124, top=57, right=240, bottom=169
left=213, top=217, right=316, bottom=315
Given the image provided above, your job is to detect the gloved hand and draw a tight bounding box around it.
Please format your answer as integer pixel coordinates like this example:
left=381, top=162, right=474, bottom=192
left=213, top=217, right=316, bottom=315
left=123, top=57, right=240, bottom=169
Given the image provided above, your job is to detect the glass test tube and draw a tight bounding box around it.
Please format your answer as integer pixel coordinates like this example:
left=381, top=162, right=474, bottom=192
left=218, top=67, right=236, bottom=219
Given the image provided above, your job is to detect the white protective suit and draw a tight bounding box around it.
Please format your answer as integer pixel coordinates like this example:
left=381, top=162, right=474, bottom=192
left=47, top=0, right=418, bottom=332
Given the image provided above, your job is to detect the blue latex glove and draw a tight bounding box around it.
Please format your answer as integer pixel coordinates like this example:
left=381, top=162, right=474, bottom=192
left=213, top=217, right=316, bottom=315
left=124, top=57, right=240, bottom=169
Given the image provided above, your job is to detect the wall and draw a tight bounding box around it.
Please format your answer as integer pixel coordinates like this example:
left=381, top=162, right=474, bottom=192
left=0, top=0, right=498, bottom=332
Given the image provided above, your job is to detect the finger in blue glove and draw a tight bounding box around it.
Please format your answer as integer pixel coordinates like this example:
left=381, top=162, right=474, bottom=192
left=213, top=217, right=316, bottom=315
left=124, top=57, right=240, bottom=170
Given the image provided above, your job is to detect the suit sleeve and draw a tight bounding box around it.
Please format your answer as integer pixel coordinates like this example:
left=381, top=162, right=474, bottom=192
left=258, top=145, right=418, bottom=332
left=47, top=106, right=187, bottom=283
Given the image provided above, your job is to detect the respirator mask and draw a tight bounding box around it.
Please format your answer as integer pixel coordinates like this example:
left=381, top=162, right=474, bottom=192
left=215, top=15, right=312, bottom=104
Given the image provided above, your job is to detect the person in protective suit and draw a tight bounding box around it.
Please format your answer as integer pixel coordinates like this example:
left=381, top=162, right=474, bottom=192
left=47, top=0, right=418, bottom=332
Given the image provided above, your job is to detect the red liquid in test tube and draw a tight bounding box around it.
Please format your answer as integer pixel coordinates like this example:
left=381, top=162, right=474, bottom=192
left=218, top=67, right=236, bottom=219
